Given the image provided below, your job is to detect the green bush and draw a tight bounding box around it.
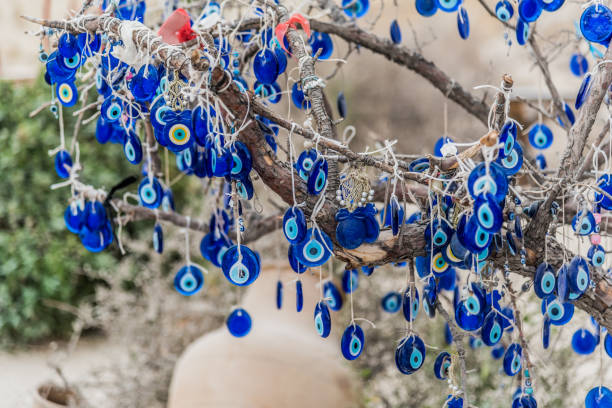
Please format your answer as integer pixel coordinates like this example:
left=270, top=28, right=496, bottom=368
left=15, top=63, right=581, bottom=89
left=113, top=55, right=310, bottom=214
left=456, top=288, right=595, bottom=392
left=0, top=75, right=131, bottom=346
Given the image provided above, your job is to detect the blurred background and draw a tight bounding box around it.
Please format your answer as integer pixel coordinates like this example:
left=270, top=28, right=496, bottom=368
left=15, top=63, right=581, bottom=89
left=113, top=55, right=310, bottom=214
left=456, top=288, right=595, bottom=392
left=1, top=0, right=610, bottom=407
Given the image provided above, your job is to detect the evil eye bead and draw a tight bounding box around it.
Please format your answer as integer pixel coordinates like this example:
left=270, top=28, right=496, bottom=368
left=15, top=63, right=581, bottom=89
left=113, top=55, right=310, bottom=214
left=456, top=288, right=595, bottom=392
left=314, top=301, right=332, bottom=338
left=497, top=142, right=523, bottom=176
left=295, top=228, right=333, bottom=267
left=580, top=4, right=612, bottom=43
left=390, top=20, right=402, bottom=44
left=168, top=123, right=192, bottom=149
left=415, top=0, right=438, bottom=17
left=288, top=245, right=307, bottom=273
left=283, top=207, right=307, bottom=244
left=458, top=215, right=491, bottom=253
left=540, top=0, right=564, bottom=11
left=226, top=308, right=252, bottom=337
left=62, top=53, right=80, bottom=70
left=102, top=98, right=123, bottom=122
left=596, top=174, right=612, bottom=210
left=276, top=281, right=282, bottom=309
left=455, top=300, right=484, bottom=331
left=446, top=396, right=464, bottom=408
left=437, top=0, right=460, bottom=12
left=542, top=315, right=551, bottom=349
left=221, top=244, right=261, bottom=286
left=570, top=53, right=589, bottom=77
left=173, top=265, right=204, bottom=296
left=58, top=33, right=79, bottom=58
left=474, top=193, right=503, bottom=232
left=309, top=32, right=334, bottom=59
left=528, top=124, right=553, bottom=150
left=341, top=324, right=365, bottom=360
left=534, top=262, right=556, bottom=298
left=64, top=201, right=84, bottom=233
left=492, top=344, right=506, bottom=359
left=467, top=162, right=508, bottom=202
left=556, top=264, right=570, bottom=301
left=495, top=0, right=514, bottom=21
left=296, top=149, right=318, bottom=181
left=236, top=178, right=254, bottom=201
left=481, top=311, right=503, bottom=346
left=588, top=244, right=605, bottom=267
left=518, top=0, right=542, bottom=23
left=585, top=386, right=612, bottom=408
left=123, top=132, right=143, bottom=165
left=469, top=337, right=484, bottom=349
left=395, top=335, right=426, bottom=374
left=151, top=223, right=164, bottom=253
left=342, top=0, right=370, bottom=17
left=307, top=157, right=328, bottom=195
left=253, top=48, right=279, bottom=85
left=605, top=333, right=612, bottom=358
left=381, top=292, right=401, bottom=313
left=572, top=328, right=597, bottom=355
left=576, top=73, right=593, bottom=110
left=503, top=343, right=522, bottom=376
left=535, top=154, right=547, bottom=170
left=54, top=150, right=72, bottom=179
left=572, top=210, right=596, bottom=235
left=409, top=157, right=430, bottom=173
left=291, top=82, right=311, bottom=110
left=56, top=81, right=78, bottom=107
left=402, top=286, right=420, bottom=322
left=516, top=19, right=530, bottom=46
left=433, top=351, right=451, bottom=380
left=296, top=280, right=304, bottom=312
left=162, top=189, right=175, bottom=212
left=431, top=250, right=449, bottom=275
left=498, top=121, right=517, bottom=158
left=138, top=177, right=163, bottom=208
left=568, top=255, right=590, bottom=294
left=457, top=7, right=470, bottom=40
left=342, top=269, right=359, bottom=293
left=557, top=103, right=576, bottom=127
left=542, top=295, right=574, bottom=326
left=324, top=281, right=343, bottom=311
left=230, top=141, right=253, bottom=180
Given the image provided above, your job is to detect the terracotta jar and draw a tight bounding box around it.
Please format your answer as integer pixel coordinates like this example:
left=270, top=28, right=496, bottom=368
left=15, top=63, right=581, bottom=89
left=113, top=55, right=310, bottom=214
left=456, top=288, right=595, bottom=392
left=168, top=262, right=359, bottom=408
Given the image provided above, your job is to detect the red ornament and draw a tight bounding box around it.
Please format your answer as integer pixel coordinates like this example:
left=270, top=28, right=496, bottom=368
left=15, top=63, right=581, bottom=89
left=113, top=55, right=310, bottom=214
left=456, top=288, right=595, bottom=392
left=158, top=8, right=196, bottom=45
left=275, top=13, right=311, bottom=53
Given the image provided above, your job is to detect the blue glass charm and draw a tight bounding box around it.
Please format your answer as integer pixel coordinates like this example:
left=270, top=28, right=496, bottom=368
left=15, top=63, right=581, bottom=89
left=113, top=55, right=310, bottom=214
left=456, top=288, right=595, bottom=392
left=390, top=20, right=402, bottom=44
left=534, top=262, right=556, bottom=299
left=153, top=223, right=163, bottom=254
left=309, top=32, right=334, bottom=59
left=221, top=244, right=261, bottom=286
left=163, top=110, right=194, bottom=152
left=503, top=343, right=522, bottom=376
left=295, top=149, right=319, bottom=181
left=433, top=351, right=451, bottom=380
left=173, top=265, right=204, bottom=296
left=588, top=244, right=605, bottom=267
left=314, top=301, right=332, bottom=338
left=402, top=286, right=420, bottom=322
left=295, top=228, right=333, bottom=267
left=436, top=0, right=460, bottom=12
left=474, top=193, right=503, bottom=232
left=296, top=280, right=304, bottom=312
left=230, top=141, right=253, bottom=180
left=540, top=0, right=564, bottom=11
left=342, top=269, right=359, bottom=293
left=341, top=324, right=365, bottom=360
left=123, top=131, right=143, bottom=165
left=138, top=177, right=163, bottom=208
left=572, top=328, right=597, bottom=355
left=416, top=0, right=438, bottom=16
left=324, top=281, right=343, bottom=311
left=54, top=150, right=72, bottom=179
left=276, top=281, right=282, bottom=310
left=335, top=204, right=379, bottom=249
left=226, top=308, right=252, bottom=337
left=283, top=207, right=307, bottom=244
left=56, top=81, right=78, bottom=107
left=605, top=333, right=612, bottom=358
left=518, top=0, right=541, bottom=22
left=307, top=157, right=328, bottom=195
left=253, top=49, right=279, bottom=85
left=291, top=82, right=310, bottom=109
left=580, top=5, right=612, bottom=43
left=516, top=19, right=530, bottom=46
left=567, top=255, right=590, bottom=295
left=342, top=0, right=370, bottom=17
left=528, top=124, right=553, bottom=150
left=467, top=162, right=508, bottom=202
left=381, top=291, right=401, bottom=313
left=495, top=0, right=514, bottom=21
left=596, top=174, right=612, bottom=210
left=570, top=53, right=589, bottom=77
left=541, top=295, right=574, bottom=326
left=395, top=335, right=426, bottom=374
left=497, top=141, right=523, bottom=176
left=585, top=386, right=612, bottom=408
left=457, top=7, right=470, bottom=40
left=337, top=91, right=347, bottom=118
left=481, top=311, right=503, bottom=346
left=576, top=73, right=593, bottom=110
left=572, top=210, right=596, bottom=235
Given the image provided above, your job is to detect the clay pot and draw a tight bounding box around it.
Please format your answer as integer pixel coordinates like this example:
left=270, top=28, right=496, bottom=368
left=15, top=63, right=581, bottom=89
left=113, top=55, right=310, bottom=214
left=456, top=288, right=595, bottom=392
left=32, top=383, right=79, bottom=408
left=168, top=261, right=359, bottom=408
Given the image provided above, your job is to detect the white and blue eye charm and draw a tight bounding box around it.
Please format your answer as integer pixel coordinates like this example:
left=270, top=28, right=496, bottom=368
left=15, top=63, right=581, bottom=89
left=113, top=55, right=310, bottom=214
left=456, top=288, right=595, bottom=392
left=568, top=255, right=590, bottom=296
left=283, top=207, right=307, bottom=244
left=495, top=0, right=514, bottom=21
left=342, top=269, right=359, bottom=293
left=230, top=141, right=253, bottom=180
left=496, top=141, right=523, bottom=176
left=503, top=343, right=522, bottom=376
left=381, top=291, right=402, bottom=313
left=173, top=264, right=204, bottom=296
left=588, top=244, right=605, bottom=267
left=395, top=335, right=426, bottom=375
left=56, top=81, right=78, bottom=107
left=226, top=308, right=252, bottom=338
left=341, top=324, right=365, bottom=360
left=138, top=177, right=164, bottom=209
left=433, top=351, right=452, bottom=380
left=153, top=223, right=163, bottom=254
left=295, top=149, right=319, bottom=181
left=221, top=244, right=261, bottom=286
left=481, top=311, right=503, bottom=346
left=402, top=286, right=420, bottom=322
left=323, top=281, right=343, bottom=311
left=123, top=131, right=143, bottom=165
left=314, top=301, right=332, bottom=338
left=533, top=262, right=556, bottom=299
left=295, top=228, right=334, bottom=267
left=541, top=295, right=574, bottom=326
left=163, top=110, right=195, bottom=153
left=528, top=123, right=553, bottom=150
left=572, top=210, right=596, bottom=235
left=307, top=156, right=328, bottom=195
left=101, top=97, right=123, bottom=122
left=473, top=193, right=503, bottom=233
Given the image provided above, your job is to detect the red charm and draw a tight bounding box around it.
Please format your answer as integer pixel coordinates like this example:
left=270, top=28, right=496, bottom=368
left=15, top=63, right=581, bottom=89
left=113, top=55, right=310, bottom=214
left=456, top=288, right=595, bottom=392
left=274, top=13, right=311, bottom=53
left=158, top=8, right=196, bottom=45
